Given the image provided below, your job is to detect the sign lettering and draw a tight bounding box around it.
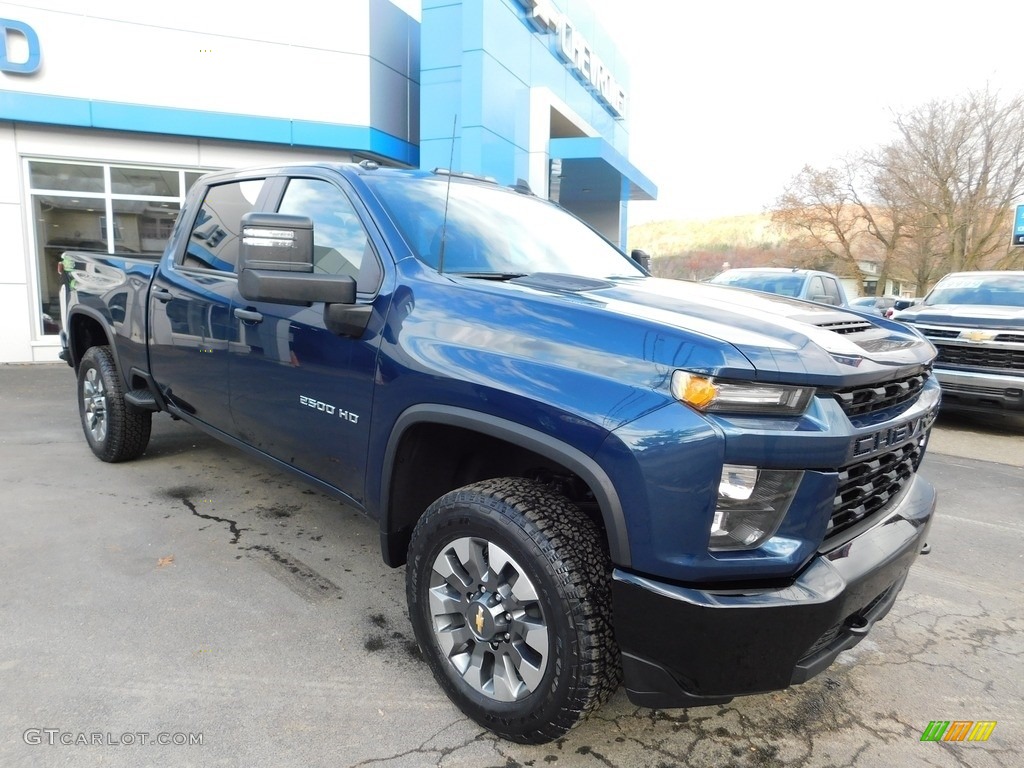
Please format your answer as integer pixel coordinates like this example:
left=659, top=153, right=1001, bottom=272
left=0, top=19, right=41, bottom=75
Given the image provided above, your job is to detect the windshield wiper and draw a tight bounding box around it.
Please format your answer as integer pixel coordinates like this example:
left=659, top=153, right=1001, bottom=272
left=450, top=272, right=529, bottom=281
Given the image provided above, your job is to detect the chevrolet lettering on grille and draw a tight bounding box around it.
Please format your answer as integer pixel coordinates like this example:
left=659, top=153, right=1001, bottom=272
left=853, top=419, right=922, bottom=458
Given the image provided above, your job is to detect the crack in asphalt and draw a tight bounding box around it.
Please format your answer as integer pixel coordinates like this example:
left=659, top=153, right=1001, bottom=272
left=344, top=719, right=487, bottom=768
left=163, top=486, right=246, bottom=544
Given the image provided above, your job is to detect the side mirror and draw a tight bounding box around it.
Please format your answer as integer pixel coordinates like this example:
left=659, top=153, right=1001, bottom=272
left=630, top=249, right=651, bottom=271
left=237, top=212, right=355, bottom=305
left=238, top=212, right=313, bottom=273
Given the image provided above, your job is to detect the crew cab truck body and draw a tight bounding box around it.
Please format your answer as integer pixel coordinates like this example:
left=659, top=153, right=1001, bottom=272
left=60, top=163, right=939, bottom=744
left=894, top=271, right=1024, bottom=413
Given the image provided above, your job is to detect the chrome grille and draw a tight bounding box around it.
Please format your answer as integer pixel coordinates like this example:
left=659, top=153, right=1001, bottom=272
left=936, top=344, right=1024, bottom=371
left=920, top=327, right=960, bottom=339
left=829, top=441, right=921, bottom=539
left=832, top=371, right=930, bottom=417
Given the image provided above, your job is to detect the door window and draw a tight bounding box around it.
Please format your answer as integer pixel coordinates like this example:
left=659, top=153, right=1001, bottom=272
left=278, top=178, right=381, bottom=291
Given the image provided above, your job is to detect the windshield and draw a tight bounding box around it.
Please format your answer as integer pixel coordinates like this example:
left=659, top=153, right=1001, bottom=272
left=363, top=175, right=643, bottom=279
left=710, top=272, right=805, bottom=297
left=925, top=273, right=1024, bottom=307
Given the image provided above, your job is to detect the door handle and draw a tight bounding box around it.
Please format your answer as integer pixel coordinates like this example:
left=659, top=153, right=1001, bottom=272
left=151, top=288, right=173, bottom=302
left=234, top=308, right=264, bottom=323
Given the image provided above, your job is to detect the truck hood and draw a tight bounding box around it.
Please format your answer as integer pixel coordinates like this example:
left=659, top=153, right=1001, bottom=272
left=895, top=303, right=1024, bottom=330
left=485, top=274, right=935, bottom=384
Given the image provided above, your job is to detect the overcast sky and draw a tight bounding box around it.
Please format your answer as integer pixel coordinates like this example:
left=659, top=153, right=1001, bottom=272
left=395, top=0, right=1021, bottom=223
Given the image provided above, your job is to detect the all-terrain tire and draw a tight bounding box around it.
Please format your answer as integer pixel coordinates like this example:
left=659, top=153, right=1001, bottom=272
left=77, top=345, right=151, bottom=462
left=406, top=477, right=621, bottom=744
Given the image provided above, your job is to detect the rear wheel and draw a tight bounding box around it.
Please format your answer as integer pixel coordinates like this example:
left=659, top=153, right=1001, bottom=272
left=77, top=345, right=151, bottom=462
left=406, top=477, right=620, bottom=744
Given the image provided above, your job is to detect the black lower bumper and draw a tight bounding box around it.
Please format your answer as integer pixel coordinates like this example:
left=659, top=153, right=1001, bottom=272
left=613, top=474, right=936, bottom=709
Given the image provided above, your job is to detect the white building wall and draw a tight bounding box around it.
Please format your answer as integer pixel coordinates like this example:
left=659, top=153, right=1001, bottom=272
left=0, top=1, right=374, bottom=127
left=0, top=0, right=418, bottom=363
left=3, top=124, right=356, bottom=363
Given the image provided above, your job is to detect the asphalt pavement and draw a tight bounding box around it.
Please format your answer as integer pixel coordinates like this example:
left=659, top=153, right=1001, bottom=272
left=0, top=364, right=1020, bottom=768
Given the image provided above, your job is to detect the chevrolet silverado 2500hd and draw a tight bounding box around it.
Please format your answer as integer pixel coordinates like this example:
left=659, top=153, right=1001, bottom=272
left=59, top=162, right=939, bottom=743
left=894, top=270, right=1024, bottom=413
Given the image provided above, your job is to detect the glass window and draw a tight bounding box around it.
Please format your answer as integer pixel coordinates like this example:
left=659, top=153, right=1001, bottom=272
left=33, top=195, right=108, bottom=335
left=111, top=167, right=179, bottom=197
left=185, top=172, right=205, bottom=194
left=29, top=159, right=208, bottom=337
left=29, top=161, right=104, bottom=193
left=808, top=276, right=825, bottom=299
left=363, top=175, right=641, bottom=280
left=112, top=199, right=181, bottom=256
left=278, top=178, right=379, bottom=289
left=822, top=278, right=842, bottom=305
left=183, top=179, right=265, bottom=272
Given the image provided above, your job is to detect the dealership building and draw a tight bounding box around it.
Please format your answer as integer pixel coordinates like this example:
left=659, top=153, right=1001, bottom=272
left=0, top=0, right=655, bottom=364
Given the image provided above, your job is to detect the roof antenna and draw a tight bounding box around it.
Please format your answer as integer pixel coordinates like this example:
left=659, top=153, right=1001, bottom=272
left=437, top=114, right=457, bottom=275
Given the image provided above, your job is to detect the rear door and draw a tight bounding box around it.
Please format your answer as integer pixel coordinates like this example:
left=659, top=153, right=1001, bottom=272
left=228, top=173, right=389, bottom=501
left=148, top=176, right=270, bottom=432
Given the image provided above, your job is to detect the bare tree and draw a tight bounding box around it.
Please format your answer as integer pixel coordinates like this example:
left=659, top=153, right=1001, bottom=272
left=885, top=89, right=1024, bottom=273
left=770, top=89, right=1024, bottom=293
left=770, top=164, right=864, bottom=277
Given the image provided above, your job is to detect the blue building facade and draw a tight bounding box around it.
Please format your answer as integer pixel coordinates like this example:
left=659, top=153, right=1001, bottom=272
left=419, top=0, right=655, bottom=246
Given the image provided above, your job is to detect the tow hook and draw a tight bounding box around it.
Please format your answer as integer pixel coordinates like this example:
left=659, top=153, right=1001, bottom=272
left=919, top=542, right=931, bottom=555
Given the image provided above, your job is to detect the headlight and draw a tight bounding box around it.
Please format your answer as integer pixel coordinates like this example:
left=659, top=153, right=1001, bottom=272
left=710, top=465, right=803, bottom=550
left=671, top=371, right=814, bottom=415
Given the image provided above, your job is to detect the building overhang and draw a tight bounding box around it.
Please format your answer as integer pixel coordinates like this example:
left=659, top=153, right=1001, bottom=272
left=0, top=90, right=419, bottom=167
left=549, top=136, right=656, bottom=203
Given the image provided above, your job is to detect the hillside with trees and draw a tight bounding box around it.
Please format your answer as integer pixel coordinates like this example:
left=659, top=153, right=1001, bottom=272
left=630, top=88, right=1024, bottom=295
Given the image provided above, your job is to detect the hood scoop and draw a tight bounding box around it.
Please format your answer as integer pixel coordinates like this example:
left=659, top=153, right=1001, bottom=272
left=815, top=319, right=875, bottom=335
left=511, top=273, right=615, bottom=293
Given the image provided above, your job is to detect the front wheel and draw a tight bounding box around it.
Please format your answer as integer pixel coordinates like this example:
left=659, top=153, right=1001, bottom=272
left=77, top=345, right=151, bottom=462
left=406, top=477, right=620, bottom=744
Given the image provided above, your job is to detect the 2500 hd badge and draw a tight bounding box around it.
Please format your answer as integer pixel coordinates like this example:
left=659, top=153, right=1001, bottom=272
left=299, top=395, right=360, bottom=424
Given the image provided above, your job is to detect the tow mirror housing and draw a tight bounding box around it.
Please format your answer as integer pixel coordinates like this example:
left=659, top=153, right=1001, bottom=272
left=237, top=212, right=356, bottom=306
left=631, top=249, right=651, bottom=271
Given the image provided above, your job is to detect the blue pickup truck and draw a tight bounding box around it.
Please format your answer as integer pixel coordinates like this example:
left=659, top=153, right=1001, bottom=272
left=59, top=163, right=939, bottom=744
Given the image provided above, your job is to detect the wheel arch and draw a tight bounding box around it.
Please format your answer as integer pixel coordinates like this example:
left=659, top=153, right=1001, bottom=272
left=378, top=405, right=630, bottom=569
left=66, top=307, right=118, bottom=373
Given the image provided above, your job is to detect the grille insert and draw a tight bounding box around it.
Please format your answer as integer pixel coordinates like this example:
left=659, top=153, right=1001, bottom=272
left=829, top=441, right=921, bottom=540
left=832, top=371, right=930, bottom=417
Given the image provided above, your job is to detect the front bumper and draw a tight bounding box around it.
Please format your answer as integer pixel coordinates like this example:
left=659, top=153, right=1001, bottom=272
left=935, top=367, right=1024, bottom=412
left=612, top=473, right=936, bottom=708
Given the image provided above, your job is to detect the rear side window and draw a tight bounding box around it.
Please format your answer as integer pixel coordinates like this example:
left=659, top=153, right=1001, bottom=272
left=182, top=179, right=265, bottom=272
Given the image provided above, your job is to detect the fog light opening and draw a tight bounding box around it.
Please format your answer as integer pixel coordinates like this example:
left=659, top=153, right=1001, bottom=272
left=709, top=465, right=803, bottom=551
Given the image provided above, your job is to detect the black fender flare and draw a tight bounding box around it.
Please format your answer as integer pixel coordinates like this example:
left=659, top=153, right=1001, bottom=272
left=379, top=404, right=631, bottom=568
left=66, top=306, right=121, bottom=375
